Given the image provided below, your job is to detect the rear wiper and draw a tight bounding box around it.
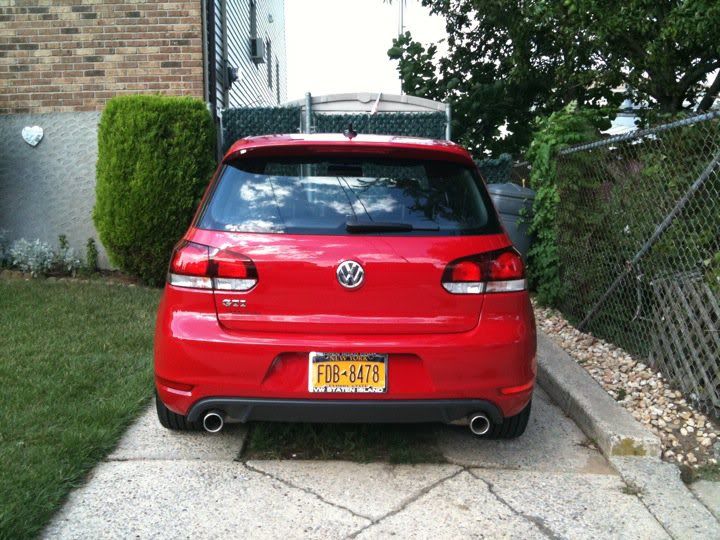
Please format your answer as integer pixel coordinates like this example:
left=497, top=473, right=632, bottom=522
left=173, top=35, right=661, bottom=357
left=345, top=221, right=439, bottom=233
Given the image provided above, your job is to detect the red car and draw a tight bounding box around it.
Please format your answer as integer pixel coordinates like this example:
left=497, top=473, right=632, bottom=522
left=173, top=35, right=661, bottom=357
left=154, top=133, right=536, bottom=438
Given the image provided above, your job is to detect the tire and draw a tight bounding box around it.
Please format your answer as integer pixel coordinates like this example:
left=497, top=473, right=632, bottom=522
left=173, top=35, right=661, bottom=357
left=485, top=401, right=531, bottom=439
left=155, top=393, right=199, bottom=431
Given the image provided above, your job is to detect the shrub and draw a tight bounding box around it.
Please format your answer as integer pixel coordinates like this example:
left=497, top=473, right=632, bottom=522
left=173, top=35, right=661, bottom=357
left=85, top=238, right=99, bottom=273
left=526, top=103, right=612, bottom=305
left=10, top=239, right=56, bottom=277
left=8, top=237, right=83, bottom=277
left=55, top=235, right=82, bottom=275
left=550, top=119, right=720, bottom=355
left=94, top=95, right=216, bottom=285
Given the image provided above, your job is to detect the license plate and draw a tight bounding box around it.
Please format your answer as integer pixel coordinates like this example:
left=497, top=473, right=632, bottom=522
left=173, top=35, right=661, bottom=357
left=308, top=352, right=387, bottom=393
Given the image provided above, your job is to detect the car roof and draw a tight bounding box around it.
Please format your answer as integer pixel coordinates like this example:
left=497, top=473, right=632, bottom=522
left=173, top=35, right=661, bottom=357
left=223, top=134, right=475, bottom=166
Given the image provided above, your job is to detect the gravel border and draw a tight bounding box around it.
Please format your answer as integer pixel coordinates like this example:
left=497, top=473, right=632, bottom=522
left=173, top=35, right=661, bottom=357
left=535, top=303, right=720, bottom=470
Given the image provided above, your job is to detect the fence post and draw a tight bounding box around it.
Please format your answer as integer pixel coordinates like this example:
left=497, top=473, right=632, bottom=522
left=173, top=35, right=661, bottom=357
left=304, top=92, right=312, bottom=134
left=445, top=102, right=452, bottom=140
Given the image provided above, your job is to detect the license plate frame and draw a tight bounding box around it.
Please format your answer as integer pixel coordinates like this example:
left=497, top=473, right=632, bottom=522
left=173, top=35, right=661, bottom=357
left=308, top=352, right=388, bottom=393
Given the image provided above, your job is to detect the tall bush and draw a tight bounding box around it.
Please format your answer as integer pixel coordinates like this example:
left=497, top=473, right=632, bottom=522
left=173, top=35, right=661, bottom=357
left=526, top=103, right=612, bottom=305
left=94, top=95, right=216, bottom=285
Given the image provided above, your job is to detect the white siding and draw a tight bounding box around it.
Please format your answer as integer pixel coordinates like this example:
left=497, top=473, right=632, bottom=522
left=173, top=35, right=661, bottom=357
left=211, top=0, right=286, bottom=111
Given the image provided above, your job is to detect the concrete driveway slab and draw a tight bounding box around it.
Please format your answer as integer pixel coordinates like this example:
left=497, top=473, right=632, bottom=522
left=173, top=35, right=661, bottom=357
left=45, top=386, right=718, bottom=538
left=354, top=471, right=545, bottom=539
left=612, top=457, right=720, bottom=539
left=44, top=460, right=369, bottom=539
left=438, top=387, right=614, bottom=474
left=474, top=469, right=670, bottom=539
left=691, top=480, right=720, bottom=521
left=246, top=460, right=461, bottom=520
left=108, top=402, right=247, bottom=461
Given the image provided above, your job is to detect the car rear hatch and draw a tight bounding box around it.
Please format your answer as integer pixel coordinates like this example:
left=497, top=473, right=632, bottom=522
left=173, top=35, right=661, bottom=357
left=189, top=231, right=511, bottom=334
left=174, top=147, right=516, bottom=335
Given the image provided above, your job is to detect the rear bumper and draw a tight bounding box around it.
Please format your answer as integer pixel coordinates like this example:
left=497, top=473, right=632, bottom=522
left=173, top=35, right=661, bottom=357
left=186, top=397, right=503, bottom=424
left=154, top=286, right=537, bottom=421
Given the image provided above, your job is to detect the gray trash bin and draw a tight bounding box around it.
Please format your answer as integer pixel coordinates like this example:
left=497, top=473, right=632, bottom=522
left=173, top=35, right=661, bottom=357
left=487, top=183, right=536, bottom=258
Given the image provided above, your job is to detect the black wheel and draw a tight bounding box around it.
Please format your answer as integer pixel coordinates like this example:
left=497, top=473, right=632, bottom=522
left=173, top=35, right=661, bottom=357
left=485, top=401, right=531, bottom=439
left=155, top=393, right=199, bottom=431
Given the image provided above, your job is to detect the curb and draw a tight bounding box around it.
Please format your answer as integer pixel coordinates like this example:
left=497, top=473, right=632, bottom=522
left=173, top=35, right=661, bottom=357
left=536, top=331, right=720, bottom=537
left=536, top=331, right=662, bottom=458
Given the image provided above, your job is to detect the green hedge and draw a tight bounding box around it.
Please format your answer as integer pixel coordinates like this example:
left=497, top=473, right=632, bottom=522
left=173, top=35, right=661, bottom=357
left=94, top=95, right=217, bottom=285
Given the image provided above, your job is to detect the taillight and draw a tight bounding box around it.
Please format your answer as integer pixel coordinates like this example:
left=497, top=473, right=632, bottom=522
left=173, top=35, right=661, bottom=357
left=211, top=248, right=258, bottom=291
left=168, top=241, right=258, bottom=291
left=169, top=241, right=212, bottom=289
left=442, top=247, right=525, bottom=294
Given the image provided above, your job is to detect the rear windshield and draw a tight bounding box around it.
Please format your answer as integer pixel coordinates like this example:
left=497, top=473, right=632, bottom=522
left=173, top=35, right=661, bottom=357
left=196, top=157, right=501, bottom=235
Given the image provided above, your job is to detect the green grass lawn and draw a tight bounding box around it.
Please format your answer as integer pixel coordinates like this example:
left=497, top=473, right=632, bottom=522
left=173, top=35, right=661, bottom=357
left=0, top=278, right=160, bottom=539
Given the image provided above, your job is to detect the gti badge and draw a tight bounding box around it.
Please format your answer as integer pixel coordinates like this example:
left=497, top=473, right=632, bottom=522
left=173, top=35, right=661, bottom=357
left=222, top=298, right=246, bottom=308
left=336, top=260, right=364, bottom=289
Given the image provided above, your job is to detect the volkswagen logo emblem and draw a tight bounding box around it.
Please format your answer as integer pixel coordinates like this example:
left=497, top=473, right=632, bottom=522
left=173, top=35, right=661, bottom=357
left=336, top=260, right=364, bottom=289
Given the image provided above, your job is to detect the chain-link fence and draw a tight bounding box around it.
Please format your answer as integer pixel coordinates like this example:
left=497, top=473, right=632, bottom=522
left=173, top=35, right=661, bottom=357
left=554, top=111, right=720, bottom=417
left=221, top=107, right=448, bottom=153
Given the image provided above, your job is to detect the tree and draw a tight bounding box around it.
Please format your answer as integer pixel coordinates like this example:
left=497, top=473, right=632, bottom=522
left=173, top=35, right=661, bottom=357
left=388, top=1, right=720, bottom=156
left=582, top=0, right=720, bottom=113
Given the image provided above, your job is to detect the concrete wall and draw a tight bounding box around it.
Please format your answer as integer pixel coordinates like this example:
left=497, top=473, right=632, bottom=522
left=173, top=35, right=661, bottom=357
left=0, top=112, right=111, bottom=267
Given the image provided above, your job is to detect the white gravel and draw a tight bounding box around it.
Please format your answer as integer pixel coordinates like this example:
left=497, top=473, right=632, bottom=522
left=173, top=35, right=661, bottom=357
left=535, top=303, right=720, bottom=470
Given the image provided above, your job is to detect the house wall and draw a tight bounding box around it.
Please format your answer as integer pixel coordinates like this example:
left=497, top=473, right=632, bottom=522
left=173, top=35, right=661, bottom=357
left=0, top=0, right=204, bottom=114
left=0, top=112, right=110, bottom=266
left=225, top=0, right=287, bottom=108
left=1, top=1, right=287, bottom=269
left=0, top=1, right=205, bottom=267
left=209, top=0, right=287, bottom=113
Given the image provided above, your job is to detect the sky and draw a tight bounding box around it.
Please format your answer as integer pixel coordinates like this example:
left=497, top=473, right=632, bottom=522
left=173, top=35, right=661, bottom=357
left=284, top=0, right=446, bottom=102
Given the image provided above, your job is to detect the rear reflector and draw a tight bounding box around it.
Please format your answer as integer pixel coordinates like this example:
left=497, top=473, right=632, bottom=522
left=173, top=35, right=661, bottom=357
left=168, top=241, right=258, bottom=291
left=499, top=379, right=534, bottom=395
left=155, top=375, right=194, bottom=392
left=442, top=247, right=525, bottom=295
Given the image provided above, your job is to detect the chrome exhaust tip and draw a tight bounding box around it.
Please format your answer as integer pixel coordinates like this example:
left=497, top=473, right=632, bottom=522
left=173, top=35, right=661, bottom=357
left=469, top=413, right=491, bottom=436
left=202, top=410, right=225, bottom=433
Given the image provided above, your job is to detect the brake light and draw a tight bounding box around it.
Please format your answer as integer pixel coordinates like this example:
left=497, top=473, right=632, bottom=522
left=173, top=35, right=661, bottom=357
left=169, top=241, right=212, bottom=289
left=449, top=260, right=482, bottom=282
left=442, top=247, right=525, bottom=294
left=168, top=241, right=258, bottom=291
left=212, top=248, right=258, bottom=291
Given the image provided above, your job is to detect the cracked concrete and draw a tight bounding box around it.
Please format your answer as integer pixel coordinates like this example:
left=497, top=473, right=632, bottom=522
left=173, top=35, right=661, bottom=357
left=246, top=460, right=463, bottom=522
left=43, top=387, right=720, bottom=538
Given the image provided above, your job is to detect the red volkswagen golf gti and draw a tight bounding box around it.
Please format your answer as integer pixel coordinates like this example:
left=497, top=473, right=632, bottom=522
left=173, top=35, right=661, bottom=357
left=154, top=133, right=536, bottom=438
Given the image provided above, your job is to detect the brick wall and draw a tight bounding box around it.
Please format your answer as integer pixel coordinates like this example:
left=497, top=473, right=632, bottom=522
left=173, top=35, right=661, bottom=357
left=0, top=1, right=205, bottom=114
